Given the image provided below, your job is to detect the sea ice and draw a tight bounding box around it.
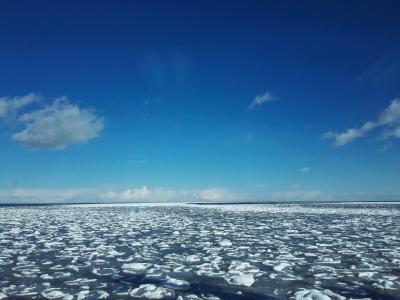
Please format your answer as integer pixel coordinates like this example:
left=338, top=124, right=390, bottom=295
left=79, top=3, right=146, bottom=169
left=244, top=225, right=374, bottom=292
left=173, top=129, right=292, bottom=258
left=0, top=203, right=399, bottom=299
left=228, top=274, right=255, bottom=286
left=273, top=262, right=292, bottom=272
left=164, top=276, right=190, bottom=289
left=295, top=289, right=331, bottom=300
left=129, top=284, right=175, bottom=299
left=219, top=239, right=232, bottom=247
left=41, top=289, right=73, bottom=300
left=122, top=262, right=151, bottom=274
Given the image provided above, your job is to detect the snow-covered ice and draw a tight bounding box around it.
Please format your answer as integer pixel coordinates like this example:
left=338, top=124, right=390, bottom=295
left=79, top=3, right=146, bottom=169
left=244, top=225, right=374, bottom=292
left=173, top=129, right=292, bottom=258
left=227, top=274, right=255, bottom=287
left=129, top=284, right=175, bottom=299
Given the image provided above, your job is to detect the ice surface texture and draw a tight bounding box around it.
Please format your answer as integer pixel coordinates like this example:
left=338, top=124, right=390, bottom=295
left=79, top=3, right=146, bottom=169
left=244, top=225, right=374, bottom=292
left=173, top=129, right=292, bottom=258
left=0, top=203, right=399, bottom=299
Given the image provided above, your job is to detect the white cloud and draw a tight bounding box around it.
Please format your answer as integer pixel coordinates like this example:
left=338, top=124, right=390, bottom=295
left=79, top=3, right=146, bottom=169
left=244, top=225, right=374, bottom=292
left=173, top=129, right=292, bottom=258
left=381, top=126, right=400, bottom=140
left=103, top=186, right=152, bottom=201
left=378, top=99, right=400, bottom=125
left=272, top=190, right=324, bottom=201
left=248, top=90, right=277, bottom=110
left=323, top=121, right=377, bottom=146
left=12, top=97, right=104, bottom=149
left=323, top=99, right=400, bottom=147
left=0, top=93, right=42, bottom=119
left=200, top=188, right=230, bottom=201
left=301, top=167, right=311, bottom=173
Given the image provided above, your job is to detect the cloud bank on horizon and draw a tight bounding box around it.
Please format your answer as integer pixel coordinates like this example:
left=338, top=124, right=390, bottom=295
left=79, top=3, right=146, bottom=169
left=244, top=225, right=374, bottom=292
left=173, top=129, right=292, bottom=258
left=101, top=186, right=232, bottom=202
left=0, top=186, right=235, bottom=204
left=0, top=186, right=399, bottom=204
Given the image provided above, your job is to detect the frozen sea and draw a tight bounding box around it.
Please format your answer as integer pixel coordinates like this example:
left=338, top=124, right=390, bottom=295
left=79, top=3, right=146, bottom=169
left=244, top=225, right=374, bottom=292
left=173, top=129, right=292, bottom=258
left=0, top=203, right=399, bottom=300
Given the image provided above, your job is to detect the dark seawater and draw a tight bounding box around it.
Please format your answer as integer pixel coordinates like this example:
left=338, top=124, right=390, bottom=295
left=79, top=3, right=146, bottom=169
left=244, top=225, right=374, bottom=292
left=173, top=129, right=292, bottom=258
left=0, top=203, right=399, bottom=300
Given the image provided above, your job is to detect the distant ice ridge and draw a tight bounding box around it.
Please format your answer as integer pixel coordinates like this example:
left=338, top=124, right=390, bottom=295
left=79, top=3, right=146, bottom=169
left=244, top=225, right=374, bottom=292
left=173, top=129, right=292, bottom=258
left=0, top=203, right=399, bottom=299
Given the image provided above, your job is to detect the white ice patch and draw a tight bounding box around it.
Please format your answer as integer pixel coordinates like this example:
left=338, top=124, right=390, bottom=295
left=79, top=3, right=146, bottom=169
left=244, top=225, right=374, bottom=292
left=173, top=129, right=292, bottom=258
left=295, top=289, right=345, bottom=300
left=219, top=239, right=232, bottom=247
left=165, top=276, right=190, bottom=289
left=273, top=262, right=292, bottom=272
left=41, top=289, right=73, bottom=300
left=129, top=284, right=175, bottom=299
left=228, top=274, right=255, bottom=286
left=122, top=262, right=151, bottom=273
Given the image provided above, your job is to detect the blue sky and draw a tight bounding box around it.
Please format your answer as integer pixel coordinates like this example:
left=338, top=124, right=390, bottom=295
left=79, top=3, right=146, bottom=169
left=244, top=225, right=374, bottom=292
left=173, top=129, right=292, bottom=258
left=1, top=1, right=400, bottom=202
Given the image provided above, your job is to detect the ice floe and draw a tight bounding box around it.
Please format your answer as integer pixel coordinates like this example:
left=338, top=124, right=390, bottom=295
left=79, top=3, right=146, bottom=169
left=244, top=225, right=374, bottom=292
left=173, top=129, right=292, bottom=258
left=228, top=274, right=255, bottom=286
left=129, top=284, right=175, bottom=299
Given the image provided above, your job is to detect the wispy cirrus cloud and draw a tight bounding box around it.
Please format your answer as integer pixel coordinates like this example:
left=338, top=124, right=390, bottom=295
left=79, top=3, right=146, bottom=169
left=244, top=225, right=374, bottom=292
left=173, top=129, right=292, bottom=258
left=141, top=97, right=161, bottom=106
left=0, top=93, right=104, bottom=150
left=0, top=93, right=42, bottom=120
left=323, top=98, right=400, bottom=147
left=323, top=121, right=377, bottom=146
left=248, top=90, right=277, bottom=110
